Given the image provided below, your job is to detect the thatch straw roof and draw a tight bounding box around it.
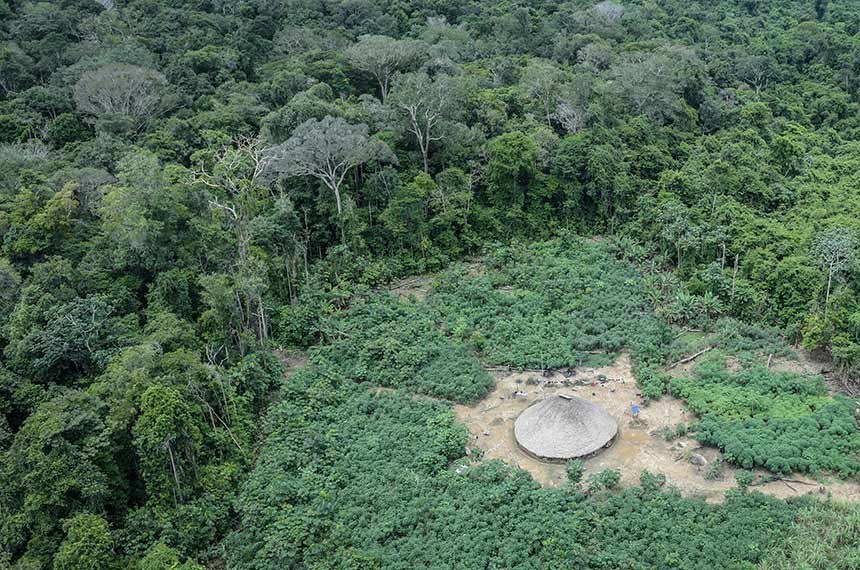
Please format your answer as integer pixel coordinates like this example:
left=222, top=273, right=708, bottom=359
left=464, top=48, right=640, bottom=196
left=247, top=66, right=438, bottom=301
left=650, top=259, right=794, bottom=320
left=514, top=395, right=618, bottom=460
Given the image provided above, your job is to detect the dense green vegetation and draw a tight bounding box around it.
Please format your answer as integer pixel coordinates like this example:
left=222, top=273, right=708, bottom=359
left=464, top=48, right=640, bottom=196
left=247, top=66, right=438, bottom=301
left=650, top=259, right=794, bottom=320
left=760, top=500, right=860, bottom=570
left=672, top=357, right=860, bottom=475
left=228, top=362, right=799, bottom=570
left=430, top=237, right=671, bottom=368
left=311, top=294, right=493, bottom=401
left=0, top=0, right=859, bottom=567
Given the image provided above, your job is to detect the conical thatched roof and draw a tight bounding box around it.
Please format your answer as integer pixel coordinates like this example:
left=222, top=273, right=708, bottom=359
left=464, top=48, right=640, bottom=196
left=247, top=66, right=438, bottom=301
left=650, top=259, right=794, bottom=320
left=514, top=395, right=618, bottom=460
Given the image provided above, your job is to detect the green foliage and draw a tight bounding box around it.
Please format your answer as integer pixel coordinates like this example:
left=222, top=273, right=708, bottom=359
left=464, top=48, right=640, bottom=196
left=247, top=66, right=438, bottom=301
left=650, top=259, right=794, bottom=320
left=53, top=513, right=114, bottom=570
left=485, top=131, right=537, bottom=220
left=565, top=459, right=584, bottom=485
left=639, top=470, right=667, bottom=492
left=311, top=295, right=492, bottom=403
left=705, top=459, right=726, bottom=481
left=760, top=500, right=860, bottom=570
left=735, top=470, right=756, bottom=490
left=431, top=237, right=671, bottom=369
left=132, top=384, right=204, bottom=504
left=635, top=364, right=671, bottom=401
left=671, top=360, right=860, bottom=475
left=227, top=363, right=799, bottom=570
left=588, top=468, right=621, bottom=491
left=0, top=390, right=119, bottom=563
left=138, top=543, right=203, bottom=570
left=2, top=0, right=860, bottom=567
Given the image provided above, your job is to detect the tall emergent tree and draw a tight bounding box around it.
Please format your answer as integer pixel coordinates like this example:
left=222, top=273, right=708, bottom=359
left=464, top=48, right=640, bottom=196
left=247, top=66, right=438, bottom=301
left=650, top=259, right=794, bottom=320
left=346, top=35, right=426, bottom=101
left=389, top=72, right=464, bottom=173
left=555, top=75, right=594, bottom=133
left=521, top=58, right=564, bottom=125
left=265, top=116, right=395, bottom=239
left=73, top=64, right=167, bottom=119
left=811, top=227, right=857, bottom=314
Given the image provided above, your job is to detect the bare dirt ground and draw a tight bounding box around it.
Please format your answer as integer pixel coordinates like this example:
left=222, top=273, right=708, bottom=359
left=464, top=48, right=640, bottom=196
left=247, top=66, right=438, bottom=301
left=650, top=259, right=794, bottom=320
left=454, top=353, right=860, bottom=502
left=769, top=349, right=832, bottom=376
left=389, top=275, right=433, bottom=301
left=273, top=350, right=308, bottom=378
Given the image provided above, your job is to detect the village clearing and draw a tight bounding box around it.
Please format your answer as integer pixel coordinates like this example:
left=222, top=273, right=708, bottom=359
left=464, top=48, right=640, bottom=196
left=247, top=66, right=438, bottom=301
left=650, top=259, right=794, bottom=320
left=454, top=352, right=860, bottom=503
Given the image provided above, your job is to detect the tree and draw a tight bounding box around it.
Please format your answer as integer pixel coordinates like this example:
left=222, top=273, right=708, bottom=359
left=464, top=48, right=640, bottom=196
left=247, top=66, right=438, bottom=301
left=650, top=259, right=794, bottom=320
left=381, top=172, right=433, bottom=251
left=260, top=83, right=339, bottom=143
left=389, top=72, right=464, bottom=172
left=5, top=256, right=137, bottom=381
left=193, top=137, right=273, bottom=350
left=735, top=53, right=775, bottom=94
left=139, top=543, right=203, bottom=570
left=1, top=391, right=119, bottom=559
left=346, top=35, right=426, bottom=101
left=521, top=59, right=564, bottom=125
left=658, top=200, right=700, bottom=267
left=132, top=384, right=203, bottom=505
left=554, top=132, right=632, bottom=224
left=811, top=227, right=857, bottom=314
left=73, top=64, right=167, bottom=119
left=0, top=257, right=21, bottom=328
left=429, top=167, right=473, bottom=235
left=485, top=131, right=538, bottom=223
left=607, top=46, right=702, bottom=124
left=249, top=196, right=305, bottom=303
left=554, top=75, right=593, bottom=134
left=264, top=116, right=395, bottom=239
left=99, top=150, right=190, bottom=272
left=53, top=513, right=114, bottom=570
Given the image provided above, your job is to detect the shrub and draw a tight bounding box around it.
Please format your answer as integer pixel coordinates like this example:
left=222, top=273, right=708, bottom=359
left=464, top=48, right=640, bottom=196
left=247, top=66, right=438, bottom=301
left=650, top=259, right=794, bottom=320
left=705, top=459, right=725, bottom=481
left=430, top=237, right=671, bottom=369
left=589, top=468, right=621, bottom=491
left=635, top=364, right=671, bottom=400
left=310, top=295, right=492, bottom=403
left=671, top=361, right=860, bottom=475
left=566, top=459, right=585, bottom=485
left=639, top=470, right=667, bottom=491
left=735, top=470, right=756, bottom=490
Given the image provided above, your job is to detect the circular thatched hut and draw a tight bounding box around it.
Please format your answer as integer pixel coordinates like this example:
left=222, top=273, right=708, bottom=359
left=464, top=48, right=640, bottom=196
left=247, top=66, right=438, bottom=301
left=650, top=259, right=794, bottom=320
left=514, top=395, right=618, bottom=461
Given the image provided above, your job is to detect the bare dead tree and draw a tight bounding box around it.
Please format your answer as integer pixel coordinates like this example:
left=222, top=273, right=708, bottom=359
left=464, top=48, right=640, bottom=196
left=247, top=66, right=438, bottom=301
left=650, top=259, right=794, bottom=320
left=73, top=63, right=167, bottom=119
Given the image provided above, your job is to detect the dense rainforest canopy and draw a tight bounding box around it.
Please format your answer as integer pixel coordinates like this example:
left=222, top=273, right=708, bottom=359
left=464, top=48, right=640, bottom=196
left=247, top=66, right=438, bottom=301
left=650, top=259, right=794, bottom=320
left=1, top=0, right=859, bottom=568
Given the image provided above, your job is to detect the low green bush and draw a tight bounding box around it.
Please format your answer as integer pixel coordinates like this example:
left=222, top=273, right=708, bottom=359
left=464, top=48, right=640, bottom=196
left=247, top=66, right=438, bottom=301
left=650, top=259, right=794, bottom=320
left=310, top=295, right=492, bottom=403
left=430, top=237, right=672, bottom=369
left=671, top=360, right=860, bottom=475
left=227, top=365, right=799, bottom=570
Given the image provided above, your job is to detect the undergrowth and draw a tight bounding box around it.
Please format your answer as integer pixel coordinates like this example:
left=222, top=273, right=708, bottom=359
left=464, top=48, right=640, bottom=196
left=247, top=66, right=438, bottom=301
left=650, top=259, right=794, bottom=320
left=759, top=499, right=860, bottom=570
left=671, top=357, right=860, bottom=475
left=227, top=365, right=799, bottom=570
left=430, top=237, right=672, bottom=369
left=310, top=294, right=492, bottom=403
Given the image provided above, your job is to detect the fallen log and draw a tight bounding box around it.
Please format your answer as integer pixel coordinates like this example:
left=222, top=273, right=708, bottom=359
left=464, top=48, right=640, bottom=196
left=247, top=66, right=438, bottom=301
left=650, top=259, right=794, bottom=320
left=667, top=347, right=713, bottom=370
left=779, top=478, right=817, bottom=486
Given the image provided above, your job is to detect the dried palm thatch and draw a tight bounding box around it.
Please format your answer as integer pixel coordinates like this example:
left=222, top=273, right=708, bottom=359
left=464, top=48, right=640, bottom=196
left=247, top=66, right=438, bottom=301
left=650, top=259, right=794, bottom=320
left=514, top=395, right=618, bottom=461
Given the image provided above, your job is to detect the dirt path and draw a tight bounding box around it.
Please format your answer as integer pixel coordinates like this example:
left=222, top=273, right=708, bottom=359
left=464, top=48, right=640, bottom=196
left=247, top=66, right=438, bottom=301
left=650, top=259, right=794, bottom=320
left=454, top=353, right=860, bottom=502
